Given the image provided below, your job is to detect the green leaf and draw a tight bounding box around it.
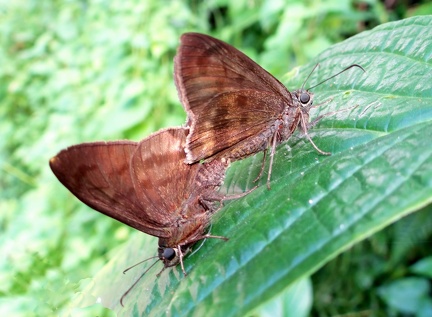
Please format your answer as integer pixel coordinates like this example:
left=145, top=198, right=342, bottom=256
left=377, top=277, right=431, bottom=314
left=74, top=16, right=432, bottom=316
left=411, top=256, right=432, bottom=278
left=251, top=277, right=312, bottom=317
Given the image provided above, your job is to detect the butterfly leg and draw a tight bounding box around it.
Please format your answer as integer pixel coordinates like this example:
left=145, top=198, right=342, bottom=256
left=187, top=228, right=229, bottom=258
left=226, top=186, right=257, bottom=200
left=200, top=185, right=257, bottom=213
left=266, top=127, right=280, bottom=190
left=300, top=112, right=331, bottom=156
left=201, top=234, right=229, bottom=241
left=307, top=97, right=333, bottom=128
left=181, top=233, right=229, bottom=260
left=177, top=245, right=188, bottom=276
left=217, top=186, right=258, bottom=209
left=183, top=232, right=229, bottom=246
left=308, top=100, right=359, bottom=129
left=253, top=149, right=267, bottom=183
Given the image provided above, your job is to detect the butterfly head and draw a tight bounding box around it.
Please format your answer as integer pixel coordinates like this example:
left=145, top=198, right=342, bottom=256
left=292, top=89, right=314, bottom=111
left=158, top=246, right=178, bottom=267
left=158, top=245, right=191, bottom=268
left=299, top=91, right=311, bottom=105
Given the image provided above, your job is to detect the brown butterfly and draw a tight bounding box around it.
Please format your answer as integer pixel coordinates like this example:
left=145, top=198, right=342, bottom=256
left=174, top=33, right=364, bottom=188
left=49, top=127, right=230, bottom=279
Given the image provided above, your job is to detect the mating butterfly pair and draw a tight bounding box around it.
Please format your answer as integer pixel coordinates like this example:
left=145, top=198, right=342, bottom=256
left=50, top=127, right=229, bottom=276
left=50, top=33, right=363, bottom=304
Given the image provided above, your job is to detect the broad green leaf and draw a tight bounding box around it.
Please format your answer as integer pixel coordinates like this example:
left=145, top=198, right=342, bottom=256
left=74, top=16, right=432, bottom=316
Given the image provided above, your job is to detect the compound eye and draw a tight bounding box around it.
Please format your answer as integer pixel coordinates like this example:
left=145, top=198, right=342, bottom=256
left=300, top=93, right=310, bottom=104
left=162, top=248, right=176, bottom=260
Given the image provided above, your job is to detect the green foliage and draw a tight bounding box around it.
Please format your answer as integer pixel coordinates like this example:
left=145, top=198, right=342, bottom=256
left=312, top=206, right=432, bottom=316
left=411, top=256, right=432, bottom=279
left=378, top=277, right=431, bottom=315
left=1, top=1, right=431, bottom=316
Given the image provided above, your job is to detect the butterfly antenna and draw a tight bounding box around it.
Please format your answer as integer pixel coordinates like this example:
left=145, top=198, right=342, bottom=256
left=123, top=255, right=159, bottom=274
left=120, top=258, right=160, bottom=307
left=301, top=64, right=320, bottom=90
left=307, top=64, right=365, bottom=90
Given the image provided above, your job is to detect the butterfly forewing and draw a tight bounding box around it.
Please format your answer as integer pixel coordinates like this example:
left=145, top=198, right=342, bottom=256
left=175, top=33, right=291, bottom=104
left=175, top=33, right=292, bottom=163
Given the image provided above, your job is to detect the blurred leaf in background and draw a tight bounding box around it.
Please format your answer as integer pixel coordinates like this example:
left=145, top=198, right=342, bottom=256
left=0, top=0, right=431, bottom=316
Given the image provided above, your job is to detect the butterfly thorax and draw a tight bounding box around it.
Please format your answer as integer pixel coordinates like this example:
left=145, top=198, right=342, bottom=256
left=274, top=89, right=312, bottom=143
left=157, top=207, right=210, bottom=251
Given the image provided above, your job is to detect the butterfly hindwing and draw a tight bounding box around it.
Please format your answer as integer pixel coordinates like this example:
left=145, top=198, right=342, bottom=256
left=130, top=127, right=200, bottom=219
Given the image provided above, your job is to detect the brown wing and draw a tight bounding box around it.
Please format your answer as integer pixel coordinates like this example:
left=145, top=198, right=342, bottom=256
left=131, top=127, right=231, bottom=248
left=185, top=89, right=289, bottom=161
left=50, top=141, right=171, bottom=237
left=130, top=127, right=202, bottom=220
left=174, top=33, right=292, bottom=162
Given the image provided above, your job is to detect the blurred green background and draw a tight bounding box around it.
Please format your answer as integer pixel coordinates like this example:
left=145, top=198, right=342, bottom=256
left=1, top=0, right=431, bottom=316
